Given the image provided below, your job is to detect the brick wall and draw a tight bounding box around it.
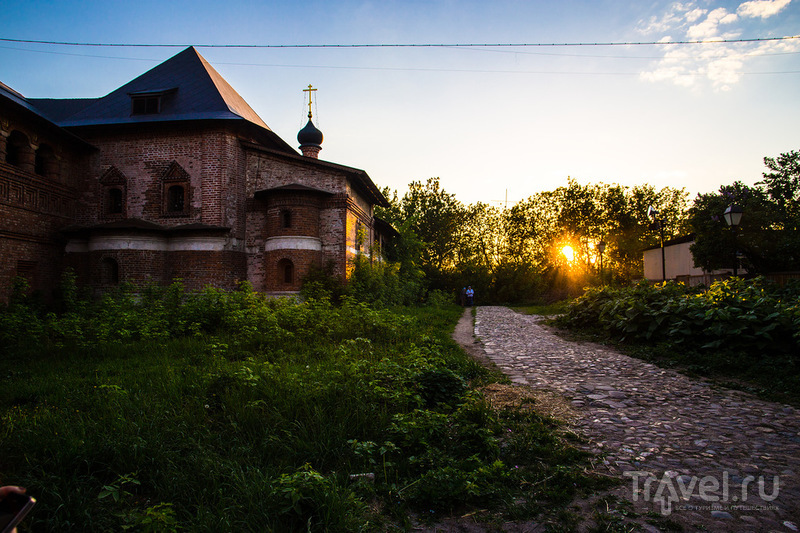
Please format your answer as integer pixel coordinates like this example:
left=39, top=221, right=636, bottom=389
left=1, top=107, right=384, bottom=302
left=263, top=249, right=321, bottom=292
left=0, top=103, right=87, bottom=302
left=74, top=123, right=244, bottom=235
left=62, top=123, right=249, bottom=292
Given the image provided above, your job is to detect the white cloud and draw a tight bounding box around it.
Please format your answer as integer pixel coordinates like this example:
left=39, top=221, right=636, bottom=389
left=737, top=0, right=792, bottom=19
left=685, top=8, right=707, bottom=23
left=637, top=3, right=703, bottom=34
left=638, top=0, right=798, bottom=91
left=686, top=8, right=739, bottom=40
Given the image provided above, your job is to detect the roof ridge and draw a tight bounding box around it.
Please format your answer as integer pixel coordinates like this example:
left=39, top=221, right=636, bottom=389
left=191, top=47, right=271, bottom=131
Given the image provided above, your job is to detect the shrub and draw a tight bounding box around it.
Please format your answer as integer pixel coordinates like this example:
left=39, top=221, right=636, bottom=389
left=556, top=277, right=800, bottom=357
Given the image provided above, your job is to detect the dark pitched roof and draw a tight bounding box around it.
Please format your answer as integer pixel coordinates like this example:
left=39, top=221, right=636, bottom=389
left=25, top=98, right=96, bottom=122
left=28, top=47, right=271, bottom=130
left=0, top=81, right=95, bottom=149
left=1, top=80, right=72, bottom=123
left=374, top=216, right=400, bottom=237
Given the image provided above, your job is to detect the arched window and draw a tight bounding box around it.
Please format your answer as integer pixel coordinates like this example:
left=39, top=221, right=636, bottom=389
left=108, top=188, right=123, bottom=214
left=34, top=143, right=55, bottom=176
left=101, top=258, right=119, bottom=285
left=161, top=162, right=190, bottom=216
left=5, top=130, right=29, bottom=167
left=278, top=259, right=294, bottom=284
left=282, top=210, right=292, bottom=229
left=167, top=185, right=185, bottom=213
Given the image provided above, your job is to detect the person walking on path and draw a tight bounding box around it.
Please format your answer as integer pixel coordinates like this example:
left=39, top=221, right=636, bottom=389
left=465, top=286, right=474, bottom=307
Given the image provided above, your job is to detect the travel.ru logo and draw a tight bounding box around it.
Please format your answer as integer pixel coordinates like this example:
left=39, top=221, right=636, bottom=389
left=624, top=470, right=779, bottom=516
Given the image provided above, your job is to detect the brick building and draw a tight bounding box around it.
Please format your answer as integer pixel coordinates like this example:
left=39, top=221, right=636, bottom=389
left=1, top=47, right=391, bottom=301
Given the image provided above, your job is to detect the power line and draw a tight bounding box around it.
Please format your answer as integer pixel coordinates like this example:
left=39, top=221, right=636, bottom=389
left=2, top=43, right=797, bottom=77
left=1, top=35, right=798, bottom=49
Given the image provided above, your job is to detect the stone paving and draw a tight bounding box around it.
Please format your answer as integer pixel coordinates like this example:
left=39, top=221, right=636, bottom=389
left=473, top=306, right=800, bottom=532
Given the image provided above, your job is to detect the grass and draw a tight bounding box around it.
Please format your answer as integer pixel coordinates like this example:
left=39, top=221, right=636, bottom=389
left=0, top=288, right=606, bottom=532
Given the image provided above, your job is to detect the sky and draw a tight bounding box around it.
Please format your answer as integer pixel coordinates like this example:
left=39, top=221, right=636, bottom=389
left=1, top=0, right=799, bottom=207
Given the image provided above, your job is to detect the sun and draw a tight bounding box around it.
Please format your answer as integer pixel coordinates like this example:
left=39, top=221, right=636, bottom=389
left=561, top=245, right=575, bottom=262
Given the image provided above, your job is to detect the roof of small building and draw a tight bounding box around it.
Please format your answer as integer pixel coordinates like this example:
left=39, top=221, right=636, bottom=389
left=373, top=216, right=400, bottom=237
left=642, top=233, right=697, bottom=252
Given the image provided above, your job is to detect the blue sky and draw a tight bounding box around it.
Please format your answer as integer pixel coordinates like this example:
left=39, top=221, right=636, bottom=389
left=2, top=0, right=798, bottom=206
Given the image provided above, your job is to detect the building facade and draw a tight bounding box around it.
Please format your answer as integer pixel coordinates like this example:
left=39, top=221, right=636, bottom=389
left=642, top=234, right=741, bottom=285
left=1, top=47, right=390, bottom=302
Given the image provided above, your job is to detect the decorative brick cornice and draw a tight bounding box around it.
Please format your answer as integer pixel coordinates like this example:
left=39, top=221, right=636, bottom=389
left=0, top=166, right=77, bottom=217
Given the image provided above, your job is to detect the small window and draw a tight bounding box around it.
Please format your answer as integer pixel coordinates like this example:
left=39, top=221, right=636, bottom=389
left=132, top=96, right=161, bottom=115
left=278, top=259, right=294, bottom=284
left=167, top=185, right=185, bottom=212
left=282, top=210, right=292, bottom=229
left=16, top=260, right=36, bottom=280
left=101, top=258, right=119, bottom=285
left=35, top=147, right=47, bottom=175
left=108, top=188, right=123, bottom=214
left=6, top=130, right=29, bottom=167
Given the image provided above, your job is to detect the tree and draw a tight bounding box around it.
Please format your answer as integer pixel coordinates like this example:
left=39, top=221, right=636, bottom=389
left=760, top=149, right=800, bottom=224
left=689, top=150, right=800, bottom=274
left=398, top=178, right=468, bottom=273
left=380, top=176, right=690, bottom=302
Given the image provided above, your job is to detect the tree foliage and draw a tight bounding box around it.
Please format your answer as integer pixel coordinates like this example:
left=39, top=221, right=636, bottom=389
left=690, top=149, right=800, bottom=274
left=381, top=176, right=688, bottom=303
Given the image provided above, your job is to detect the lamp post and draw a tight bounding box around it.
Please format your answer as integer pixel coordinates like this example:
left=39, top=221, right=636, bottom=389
left=723, top=204, right=743, bottom=277
left=597, top=240, right=606, bottom=283
left=648, top=206, right=666, bottom=282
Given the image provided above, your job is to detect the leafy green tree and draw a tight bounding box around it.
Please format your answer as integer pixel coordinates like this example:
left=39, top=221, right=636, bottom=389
left=512, top=180, right=688, bottom=285
left=380, top=176, right=690, bottom=302
left=690, top=150, right=800, bottom=274
left=400, top=178, right=468, bottom=273
left=605, top=184, right=689, bottom=282
left=760, top=149, right=800, bottom=223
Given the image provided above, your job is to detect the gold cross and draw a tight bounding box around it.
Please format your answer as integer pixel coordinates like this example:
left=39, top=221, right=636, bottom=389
left=303, top=84, right=317, bottom=118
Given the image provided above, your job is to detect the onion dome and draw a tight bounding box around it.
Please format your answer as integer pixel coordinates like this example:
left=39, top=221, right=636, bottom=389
left=297, top=117, right=323, bottom=148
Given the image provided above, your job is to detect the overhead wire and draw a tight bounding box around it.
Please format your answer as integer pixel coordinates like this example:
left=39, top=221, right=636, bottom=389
left=1, top=35, right=798, bottom=77
left=0, top=35, right=798, bottom=49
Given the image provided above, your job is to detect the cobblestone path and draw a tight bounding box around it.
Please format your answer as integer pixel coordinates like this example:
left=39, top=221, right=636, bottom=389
left=473, top=306, right=800, bottom=532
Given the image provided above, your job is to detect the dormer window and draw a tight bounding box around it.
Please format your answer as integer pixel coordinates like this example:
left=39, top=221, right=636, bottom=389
left=129, top=88, right=176, bottom=116
left=132, top=95, right=161, bottom=115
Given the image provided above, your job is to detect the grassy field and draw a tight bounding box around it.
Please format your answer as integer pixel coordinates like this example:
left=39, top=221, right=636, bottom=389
left=0, top=283, right=605, bottom=531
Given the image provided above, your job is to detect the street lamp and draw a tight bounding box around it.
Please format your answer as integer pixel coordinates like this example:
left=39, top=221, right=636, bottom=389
left=597, top=240, right=606, bottom=283
left=723, top=204, right=743, bottom=276
left=647, top=206, right=666, bottom=282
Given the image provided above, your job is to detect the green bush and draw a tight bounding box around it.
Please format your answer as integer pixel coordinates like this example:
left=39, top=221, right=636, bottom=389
left=557, top=277, right=799, bottom=356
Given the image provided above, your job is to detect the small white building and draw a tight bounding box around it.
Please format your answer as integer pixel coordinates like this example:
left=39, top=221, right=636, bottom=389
left=643, top=234, right=739, bottom=285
